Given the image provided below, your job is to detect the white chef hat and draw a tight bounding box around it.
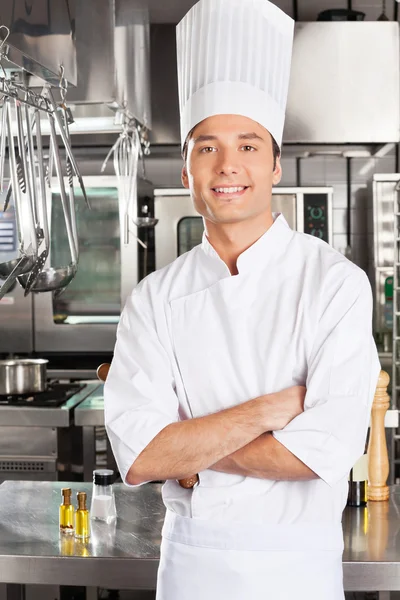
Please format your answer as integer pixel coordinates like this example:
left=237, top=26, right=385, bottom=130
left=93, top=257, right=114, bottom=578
left=176, top=0, right=294, bottom=149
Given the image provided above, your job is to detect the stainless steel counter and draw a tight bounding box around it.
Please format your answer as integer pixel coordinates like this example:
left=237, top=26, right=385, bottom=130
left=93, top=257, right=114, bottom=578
left=1, top=481, right=400, bottom=594
left=0, top=481, right=162, bottom=591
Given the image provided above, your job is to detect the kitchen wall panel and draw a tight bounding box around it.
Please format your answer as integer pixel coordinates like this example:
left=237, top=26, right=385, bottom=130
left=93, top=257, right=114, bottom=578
left=280, top=157, right=298, bottom=186
left=147, top=1, right=395, bottom=23
left=353, top=0, right=396, bottom=20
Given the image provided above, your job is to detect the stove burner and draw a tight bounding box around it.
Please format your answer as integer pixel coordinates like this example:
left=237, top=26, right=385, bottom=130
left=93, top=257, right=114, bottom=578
left=0, top=383, right=85, bottom=407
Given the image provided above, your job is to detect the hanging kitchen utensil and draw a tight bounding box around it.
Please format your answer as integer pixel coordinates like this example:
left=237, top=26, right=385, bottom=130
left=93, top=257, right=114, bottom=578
left=0, top=58, right=87, bottom=296
left=137, top=123, right=150, bottom=179
left=52, top=72, right=79, bottom=299
left=24, top=102, right=43, bottom=240
left=117, top=128, right=134, bottom=245
left=102, top=120, right=141, bottom=246
left=135, top=204, right=158, bottom=228
left=15, top=97, right=38, bottom=257
left=45, top=87, right=90, bottom=209
left=0, top=97, right=8, bottom=193
left=2, top=181, right=12, bottom=213
left=18, top=104, right=47, bottom=295
left=19, top=109, right=51, bottom=295
left=18, top=68, right=81, bottom=294
left=59, top=67, right=79, bottom=261
left=46, top=143, right=54, bottom=189
left=34, top=109, right=50, bottom=246
left=18, top=111, right=78, bottom=293
left=0, top=98, right=35, bottom=282
left=0, top=250, right=33, bottom=298
left=378, top=0, right=389, bottom=20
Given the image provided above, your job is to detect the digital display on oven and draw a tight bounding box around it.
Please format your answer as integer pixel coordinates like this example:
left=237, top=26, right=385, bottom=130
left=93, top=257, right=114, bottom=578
left=303, top=193, right=329, bottom=243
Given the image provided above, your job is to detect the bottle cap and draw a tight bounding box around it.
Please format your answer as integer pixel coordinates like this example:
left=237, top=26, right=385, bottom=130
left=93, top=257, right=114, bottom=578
left=77, top=491, right=87, bottom=510
left=62, top=488, right=72, bottom=500
left=93, top=469, right=114, bottom=487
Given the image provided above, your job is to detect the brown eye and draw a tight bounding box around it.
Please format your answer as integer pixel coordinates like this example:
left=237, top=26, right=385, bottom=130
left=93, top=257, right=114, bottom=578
left=200, top=147, right=215, bottom=153
left=241, top=145, right=255, bottom=152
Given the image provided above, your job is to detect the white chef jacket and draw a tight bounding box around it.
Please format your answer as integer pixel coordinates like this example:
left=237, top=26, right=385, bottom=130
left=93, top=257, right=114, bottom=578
left=105, top=213, right=381, bottom=598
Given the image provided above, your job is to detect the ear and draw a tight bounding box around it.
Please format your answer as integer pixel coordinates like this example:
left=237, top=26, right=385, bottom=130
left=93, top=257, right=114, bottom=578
left=272, top=155, right=282, bottom=186
left=181, top=165, right=189, bottom=189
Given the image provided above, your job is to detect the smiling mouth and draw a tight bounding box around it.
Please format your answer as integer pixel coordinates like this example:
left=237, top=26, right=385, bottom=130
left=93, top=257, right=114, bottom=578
left=211, top=186, right=249, bottom=198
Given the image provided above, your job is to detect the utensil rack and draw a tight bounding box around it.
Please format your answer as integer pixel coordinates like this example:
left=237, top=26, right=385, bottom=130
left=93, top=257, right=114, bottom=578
left=0, top=47, right=87, bottom=299
left=0, top=77, right=52, bottom=113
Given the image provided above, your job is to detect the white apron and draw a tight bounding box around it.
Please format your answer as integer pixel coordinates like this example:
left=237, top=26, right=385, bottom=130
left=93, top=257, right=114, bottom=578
left=156, top=510, right=345, bottom=600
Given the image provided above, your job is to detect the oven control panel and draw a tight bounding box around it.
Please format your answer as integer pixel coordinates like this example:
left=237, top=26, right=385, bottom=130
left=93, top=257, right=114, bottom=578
left=303, top=193, right=329, bottom=243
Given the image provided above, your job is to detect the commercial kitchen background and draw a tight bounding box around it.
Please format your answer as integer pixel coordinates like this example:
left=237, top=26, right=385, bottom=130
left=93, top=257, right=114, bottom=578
left=1, top=0, right=400, bottom=599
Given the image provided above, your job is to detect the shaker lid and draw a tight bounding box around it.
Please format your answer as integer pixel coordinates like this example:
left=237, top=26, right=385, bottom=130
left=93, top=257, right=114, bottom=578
left=93, top=469, right=114, bottom=486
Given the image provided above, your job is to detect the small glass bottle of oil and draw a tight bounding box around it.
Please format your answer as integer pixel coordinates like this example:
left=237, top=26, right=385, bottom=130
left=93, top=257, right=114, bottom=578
left=59, top=488, right=75, bottom=535
left=75, top=492, right=90, bottom=539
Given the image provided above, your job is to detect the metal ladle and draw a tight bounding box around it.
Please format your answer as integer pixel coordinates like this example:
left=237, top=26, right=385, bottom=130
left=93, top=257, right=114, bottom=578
left=15, top=97, right=38, bottom=256
left=18, top=110, right=78, bottom=293
left=18, top=108, right=50, bottom=295
left=135, top=204, right=158, bottom=229
left=0, top=98, right=35, bottom=285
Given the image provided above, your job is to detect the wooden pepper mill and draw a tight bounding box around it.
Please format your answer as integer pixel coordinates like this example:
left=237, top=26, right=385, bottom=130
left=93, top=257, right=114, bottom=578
left=367, top=370, right=390, bottom=502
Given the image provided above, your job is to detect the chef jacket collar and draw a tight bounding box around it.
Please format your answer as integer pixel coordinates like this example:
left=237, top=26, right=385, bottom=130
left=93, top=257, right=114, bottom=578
left=201, top=213, right=293, bottom=275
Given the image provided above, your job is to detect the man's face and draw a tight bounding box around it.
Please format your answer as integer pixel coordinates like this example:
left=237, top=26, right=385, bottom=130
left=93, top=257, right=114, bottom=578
left=181, top=114, right=282, bottom=226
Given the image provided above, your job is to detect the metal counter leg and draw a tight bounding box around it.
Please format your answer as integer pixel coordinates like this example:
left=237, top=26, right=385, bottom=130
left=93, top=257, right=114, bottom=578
left=86, top=587, right=97, bottom=600
left=6, top=585, right=24, bottom=600
left=83, top=427, right=96, bottom=482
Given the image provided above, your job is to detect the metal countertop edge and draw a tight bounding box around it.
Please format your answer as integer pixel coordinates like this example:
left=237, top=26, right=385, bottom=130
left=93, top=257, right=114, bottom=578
left=0, top=555, right=159, bottom=588
left=0, top=382, right=101, bottom=427
left=0, top=558, right=398, bottom=591
left=343, top=561, right=400, bottom=591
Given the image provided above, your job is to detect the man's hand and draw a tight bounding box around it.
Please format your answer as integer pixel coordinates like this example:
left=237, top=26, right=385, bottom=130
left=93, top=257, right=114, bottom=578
left=179, top=385, right=306, bottom=488
left=211, top=432, right=318, bottom=481
left=264, top=385, right=306, bottom=431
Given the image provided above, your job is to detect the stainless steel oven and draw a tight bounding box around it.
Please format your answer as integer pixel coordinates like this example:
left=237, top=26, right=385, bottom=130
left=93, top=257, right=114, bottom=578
left=33, top=176, right=126, bottom=354
left=33, top=176, right=153, bottom=354
left=0, top=176, right=153, bottom=356
left=154, top=187, right=333, bottom=270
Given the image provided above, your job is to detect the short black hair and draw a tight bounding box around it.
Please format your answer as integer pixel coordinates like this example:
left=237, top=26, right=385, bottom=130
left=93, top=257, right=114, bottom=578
left=182, top=129, right=281, bottom=170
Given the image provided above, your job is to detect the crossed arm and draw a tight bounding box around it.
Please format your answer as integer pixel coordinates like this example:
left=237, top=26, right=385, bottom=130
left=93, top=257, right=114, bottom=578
left=211, top=432, right=317, bottom=481
left=126, top=385, right=317, bottom=486
left=108, top=270, right=378, bottom=491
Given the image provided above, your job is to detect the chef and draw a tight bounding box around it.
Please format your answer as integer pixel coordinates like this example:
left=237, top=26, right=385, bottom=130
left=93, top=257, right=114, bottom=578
left=104, top=0, right=381, bottom=598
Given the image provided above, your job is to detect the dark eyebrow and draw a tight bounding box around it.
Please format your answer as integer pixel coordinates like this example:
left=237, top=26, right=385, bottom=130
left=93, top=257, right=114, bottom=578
left=192, top=132, right=265, bottom=144
left=238, top=132, right=265, bottom=142
left=192, top=134, right=218, bottom=144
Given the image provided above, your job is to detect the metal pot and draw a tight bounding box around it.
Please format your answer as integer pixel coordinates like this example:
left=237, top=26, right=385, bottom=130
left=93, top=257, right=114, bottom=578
left=0, top=359, right=48, bottom=395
